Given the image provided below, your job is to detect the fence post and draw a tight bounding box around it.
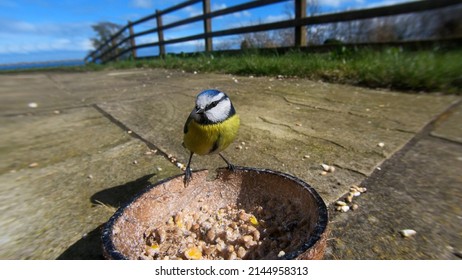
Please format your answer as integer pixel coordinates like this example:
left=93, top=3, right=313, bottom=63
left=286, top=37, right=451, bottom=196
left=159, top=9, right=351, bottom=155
left=156, top=10, right=166, bottom=57
left=111, top=37, right=119, bottom=62
left=295, top=0, right=307, bottom=47
left=128, top=21, right=137, bottom=59
left=203, top=0, right=212, bottom=52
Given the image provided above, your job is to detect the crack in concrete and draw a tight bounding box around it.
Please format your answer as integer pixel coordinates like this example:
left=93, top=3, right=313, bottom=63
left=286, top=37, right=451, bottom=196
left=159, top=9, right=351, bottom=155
left=257, top=115, right=349, bottom=151
left=282, top=96, right=370, bottom=118
left=45, top=74, right=74, bottom=96
left=92, top=104, right=183, bottom=171
left=282, top=96, right=418, bottom=131
left=331, top=163, right=370, bottom=177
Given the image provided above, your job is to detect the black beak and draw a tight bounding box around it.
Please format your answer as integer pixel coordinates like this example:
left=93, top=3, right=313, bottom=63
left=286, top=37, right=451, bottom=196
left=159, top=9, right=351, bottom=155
left=195, top=107, right=205, bottom=114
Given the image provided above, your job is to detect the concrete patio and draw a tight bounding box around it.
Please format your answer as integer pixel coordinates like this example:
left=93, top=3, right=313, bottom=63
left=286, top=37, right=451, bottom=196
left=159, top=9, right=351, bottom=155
left=0, top=68, right=460, bottom=259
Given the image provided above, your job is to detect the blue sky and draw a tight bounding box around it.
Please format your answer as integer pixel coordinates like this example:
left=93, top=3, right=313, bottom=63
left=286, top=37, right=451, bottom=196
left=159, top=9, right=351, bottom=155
left=0, top=0, right=414, bottom=64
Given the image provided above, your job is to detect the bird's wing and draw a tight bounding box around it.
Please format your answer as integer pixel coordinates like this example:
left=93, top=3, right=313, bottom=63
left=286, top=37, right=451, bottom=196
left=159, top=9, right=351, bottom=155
left=183, top=115, right=193, bottom=134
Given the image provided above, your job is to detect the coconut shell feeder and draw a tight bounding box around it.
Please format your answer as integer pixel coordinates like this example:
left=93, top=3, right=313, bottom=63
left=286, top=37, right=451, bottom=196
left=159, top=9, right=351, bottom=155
left=102, top=167, right=329, bottom=260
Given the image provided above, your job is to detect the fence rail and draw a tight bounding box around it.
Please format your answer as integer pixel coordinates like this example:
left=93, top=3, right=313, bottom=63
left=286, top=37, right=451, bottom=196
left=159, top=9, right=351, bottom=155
left=85, top=0, right=462, bottom=63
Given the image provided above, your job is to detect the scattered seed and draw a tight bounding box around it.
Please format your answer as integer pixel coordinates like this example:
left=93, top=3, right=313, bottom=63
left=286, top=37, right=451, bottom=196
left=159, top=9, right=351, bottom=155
left=321, top=163, right=335, bottom=173
left=351, top=204, right=359, bottom=211
left=378, top=142, right=385, bottom=148
left=29, top=162, right=39, bottom=168
left=28, top=102, right=38, bottom=108
left=335, top=201, right=347, bottom=206
left=352, top=191, right=361, bottom=197
left=399, top=229, right=417, bottom=238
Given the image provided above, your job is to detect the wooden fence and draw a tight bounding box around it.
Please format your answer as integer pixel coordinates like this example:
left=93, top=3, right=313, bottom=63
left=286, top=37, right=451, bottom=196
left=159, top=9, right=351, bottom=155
left=84, top=0, right=462, bottom=63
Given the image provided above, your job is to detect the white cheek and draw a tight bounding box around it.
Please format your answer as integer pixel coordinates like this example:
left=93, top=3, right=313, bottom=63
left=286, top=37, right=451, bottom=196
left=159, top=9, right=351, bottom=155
left=205, top=101, right=230, bottom=122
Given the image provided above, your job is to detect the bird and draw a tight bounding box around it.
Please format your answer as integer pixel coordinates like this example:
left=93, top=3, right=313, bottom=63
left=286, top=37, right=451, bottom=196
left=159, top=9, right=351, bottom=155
left=183, top=89, right=240, bottom=182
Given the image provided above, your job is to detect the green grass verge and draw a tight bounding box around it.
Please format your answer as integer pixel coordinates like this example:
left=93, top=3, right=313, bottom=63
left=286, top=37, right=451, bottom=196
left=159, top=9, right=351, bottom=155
left=4, top=47, right=462, bottom=94
left=102, top=47, right=462, bottom=94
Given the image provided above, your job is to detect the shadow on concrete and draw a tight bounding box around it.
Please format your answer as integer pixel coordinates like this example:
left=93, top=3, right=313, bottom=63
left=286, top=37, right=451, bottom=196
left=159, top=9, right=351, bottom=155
left=57, top=174, right=156, bottom=260
left=91, top=173, right=156, bottom=208
left=57, top=224, right=105, bottom=260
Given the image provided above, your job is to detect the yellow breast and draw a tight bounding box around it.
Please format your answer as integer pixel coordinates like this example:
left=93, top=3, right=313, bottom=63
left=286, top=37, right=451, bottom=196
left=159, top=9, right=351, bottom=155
left=183, top=114, right=240, bottom=155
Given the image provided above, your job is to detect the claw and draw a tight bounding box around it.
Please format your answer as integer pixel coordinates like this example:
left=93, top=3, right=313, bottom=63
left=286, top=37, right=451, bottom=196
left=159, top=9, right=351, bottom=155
left=219, top=153, right=236, bottom=172
left=184, top=167, right=192, bottom=183
left=227, top=162, right=235, bottom=171
left=184, top=152, right=194, bottom=184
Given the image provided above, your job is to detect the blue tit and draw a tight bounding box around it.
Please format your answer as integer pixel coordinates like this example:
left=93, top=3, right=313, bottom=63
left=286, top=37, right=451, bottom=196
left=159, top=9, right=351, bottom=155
left=183, top=89, right=240, bottom=182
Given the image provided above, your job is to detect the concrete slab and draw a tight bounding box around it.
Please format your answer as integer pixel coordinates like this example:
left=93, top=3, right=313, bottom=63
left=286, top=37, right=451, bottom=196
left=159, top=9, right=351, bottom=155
left=0, top=107, right=179, bottom=259
left=431, top=101, right=462, bottom=144
left=326, top=135, right=462, bottom=259
left=0, top=69, right=183, bottom=116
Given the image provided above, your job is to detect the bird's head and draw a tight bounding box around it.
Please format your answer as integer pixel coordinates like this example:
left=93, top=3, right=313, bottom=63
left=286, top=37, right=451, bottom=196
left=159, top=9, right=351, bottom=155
left=192, top=89, right=235, bottom=124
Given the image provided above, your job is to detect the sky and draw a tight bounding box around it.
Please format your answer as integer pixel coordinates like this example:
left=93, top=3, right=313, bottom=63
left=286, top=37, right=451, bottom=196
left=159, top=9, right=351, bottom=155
left=0, top=0, right=415, bottom=65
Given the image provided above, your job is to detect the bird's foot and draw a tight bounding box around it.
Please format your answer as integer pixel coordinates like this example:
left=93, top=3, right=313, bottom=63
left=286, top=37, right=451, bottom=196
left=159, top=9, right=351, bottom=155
left=226, top=162, right=235, bottom=172
left=219, top=153, right=236, bottom=172
left=184, top=168, right=192, bottom=184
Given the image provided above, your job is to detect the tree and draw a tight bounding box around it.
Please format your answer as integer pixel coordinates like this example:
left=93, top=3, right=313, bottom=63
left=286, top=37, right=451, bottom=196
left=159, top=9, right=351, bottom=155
left=89, top=22, right=130, bottom=62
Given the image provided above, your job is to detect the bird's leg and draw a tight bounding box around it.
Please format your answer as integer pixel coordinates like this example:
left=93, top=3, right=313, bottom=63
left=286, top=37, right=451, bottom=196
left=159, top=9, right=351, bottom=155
left=184, top=152, right=194, bottom=183
left=219, top=153, right=235, bottom=171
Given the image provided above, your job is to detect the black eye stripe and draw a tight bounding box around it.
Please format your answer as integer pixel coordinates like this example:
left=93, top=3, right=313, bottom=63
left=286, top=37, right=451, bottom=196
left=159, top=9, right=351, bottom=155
left=205, top=96, right=227, bottom=111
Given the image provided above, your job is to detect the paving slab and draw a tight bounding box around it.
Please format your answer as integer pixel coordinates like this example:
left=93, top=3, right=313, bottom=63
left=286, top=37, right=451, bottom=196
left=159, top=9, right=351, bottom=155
left=431, top=101, right=462, bottom=143
left=326, top=130, right=462, bottom=259
left=0, top=106, right=179, bottom=259
left=0, top=69, right=183, bottom=116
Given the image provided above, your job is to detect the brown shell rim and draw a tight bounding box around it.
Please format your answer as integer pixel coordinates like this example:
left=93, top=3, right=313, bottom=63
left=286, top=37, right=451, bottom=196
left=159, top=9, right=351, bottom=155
left=101, top=166, right=329, bottom=260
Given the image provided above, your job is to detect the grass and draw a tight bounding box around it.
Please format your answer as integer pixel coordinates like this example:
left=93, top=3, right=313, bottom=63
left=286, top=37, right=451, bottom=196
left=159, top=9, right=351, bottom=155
left=4, top=47, right=462, bottom=94
left=100, top=47, right=462, bottom=94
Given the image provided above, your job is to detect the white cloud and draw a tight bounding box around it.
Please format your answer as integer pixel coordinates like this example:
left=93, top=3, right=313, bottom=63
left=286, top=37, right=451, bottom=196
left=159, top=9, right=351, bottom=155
left=265, top=14, right=289, bottom=23
left=183, top=5, right=202, bottom=17
left=212, top=3, right=227, bottom=11
left=365, top=0, right=415, bottom=8
left=136, top=35, right=157, bottom=45
left=320, top=0, right=364, bottom=7
left=131, top=0, right=153, bottom=9
left=0, top=19, right=94, bottom=55
left=0, top=37, right=92, bottom=54
left=232, top=10, right=252, bottom=18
